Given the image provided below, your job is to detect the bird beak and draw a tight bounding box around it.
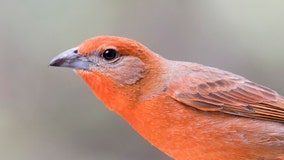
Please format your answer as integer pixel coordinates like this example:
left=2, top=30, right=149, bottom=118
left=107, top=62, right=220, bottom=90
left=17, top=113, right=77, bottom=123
left=49, top=47, right=92, bottom=70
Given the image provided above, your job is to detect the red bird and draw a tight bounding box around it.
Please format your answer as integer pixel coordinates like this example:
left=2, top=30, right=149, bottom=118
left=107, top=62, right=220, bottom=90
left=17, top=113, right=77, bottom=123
left=49, top=36, right=284, bottom=160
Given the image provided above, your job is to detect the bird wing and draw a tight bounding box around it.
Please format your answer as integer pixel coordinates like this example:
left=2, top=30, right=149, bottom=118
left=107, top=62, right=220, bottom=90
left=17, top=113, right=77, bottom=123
left=167, top=64, right=284, bottom=122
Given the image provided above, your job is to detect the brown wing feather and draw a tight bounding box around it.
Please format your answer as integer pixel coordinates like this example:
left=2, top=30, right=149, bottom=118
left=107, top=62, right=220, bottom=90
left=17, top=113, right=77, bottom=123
left=167, top=63, right=284, bottom=123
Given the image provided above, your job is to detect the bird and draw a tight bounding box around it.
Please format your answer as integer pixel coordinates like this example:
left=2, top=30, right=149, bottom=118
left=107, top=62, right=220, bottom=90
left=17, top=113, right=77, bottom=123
left=49, top=36, right=284, bottom=160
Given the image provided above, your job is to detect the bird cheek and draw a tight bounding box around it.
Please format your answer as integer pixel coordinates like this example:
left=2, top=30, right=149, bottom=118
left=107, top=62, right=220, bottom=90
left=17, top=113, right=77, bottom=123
left=103, top=56, right=145, bottom=85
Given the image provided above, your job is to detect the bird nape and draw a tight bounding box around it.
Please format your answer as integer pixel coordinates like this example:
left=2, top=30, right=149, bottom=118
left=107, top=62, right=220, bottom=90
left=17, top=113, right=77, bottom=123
left=49, top=36, right=284, bottom=160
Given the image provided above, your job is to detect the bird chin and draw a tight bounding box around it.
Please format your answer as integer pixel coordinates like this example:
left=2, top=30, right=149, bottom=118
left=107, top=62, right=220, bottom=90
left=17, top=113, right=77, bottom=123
left=74, top=69, right=92, bottom=75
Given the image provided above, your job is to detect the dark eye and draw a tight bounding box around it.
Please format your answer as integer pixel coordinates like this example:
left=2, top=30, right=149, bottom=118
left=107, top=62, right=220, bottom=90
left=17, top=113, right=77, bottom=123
left=102, top=49, right=118, bottom=61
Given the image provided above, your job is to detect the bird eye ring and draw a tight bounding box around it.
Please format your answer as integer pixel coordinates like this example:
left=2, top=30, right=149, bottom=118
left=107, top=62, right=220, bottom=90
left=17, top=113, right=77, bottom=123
left=101, top=49, right=119, bottom=61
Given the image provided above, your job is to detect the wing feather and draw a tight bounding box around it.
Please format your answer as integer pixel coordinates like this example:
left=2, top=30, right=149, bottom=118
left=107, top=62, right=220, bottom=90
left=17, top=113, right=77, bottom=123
left=167, top=63, right=284, bottom=122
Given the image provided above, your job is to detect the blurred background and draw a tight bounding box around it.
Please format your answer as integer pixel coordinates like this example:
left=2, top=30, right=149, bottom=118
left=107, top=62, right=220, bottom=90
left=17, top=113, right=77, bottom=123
left=1, top=0, right=284, bottom=160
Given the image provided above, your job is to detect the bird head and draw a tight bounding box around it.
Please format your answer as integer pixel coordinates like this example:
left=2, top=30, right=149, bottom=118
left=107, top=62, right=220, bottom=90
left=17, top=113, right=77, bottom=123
left=49, top=36, right=167, bottom=114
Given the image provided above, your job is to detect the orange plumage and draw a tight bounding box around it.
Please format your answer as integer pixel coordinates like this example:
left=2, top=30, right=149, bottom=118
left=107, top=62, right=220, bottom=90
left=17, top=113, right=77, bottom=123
left=49, top=36, right=284, bottom=160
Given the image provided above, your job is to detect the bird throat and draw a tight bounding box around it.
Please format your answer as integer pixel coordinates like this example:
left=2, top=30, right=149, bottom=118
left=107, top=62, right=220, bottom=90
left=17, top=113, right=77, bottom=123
left=75, top=69, right=138, bottom=115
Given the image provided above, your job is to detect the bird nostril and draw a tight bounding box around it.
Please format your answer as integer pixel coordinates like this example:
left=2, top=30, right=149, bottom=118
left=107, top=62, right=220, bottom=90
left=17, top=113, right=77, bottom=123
left=73, top=50, right=78, bottom=53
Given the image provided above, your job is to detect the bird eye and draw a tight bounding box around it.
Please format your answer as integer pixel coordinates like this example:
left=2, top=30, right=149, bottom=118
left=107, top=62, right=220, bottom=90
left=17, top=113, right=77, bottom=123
left=102, top=49, right=119, bottom=61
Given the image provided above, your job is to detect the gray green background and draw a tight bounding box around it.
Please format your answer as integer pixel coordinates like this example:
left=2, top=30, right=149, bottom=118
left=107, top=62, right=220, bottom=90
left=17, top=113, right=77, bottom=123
left=1, top=1, right=284, bottom=160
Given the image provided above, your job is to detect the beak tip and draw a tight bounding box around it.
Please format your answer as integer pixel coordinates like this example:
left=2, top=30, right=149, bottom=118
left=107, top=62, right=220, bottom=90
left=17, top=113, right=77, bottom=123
left=48, top=47, right=91, bottom=70
left=48, top=60, right=54, bottom=67
left=48, top=57, right=61, bottom=67
left=49, top=47, right=78, bottom=67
